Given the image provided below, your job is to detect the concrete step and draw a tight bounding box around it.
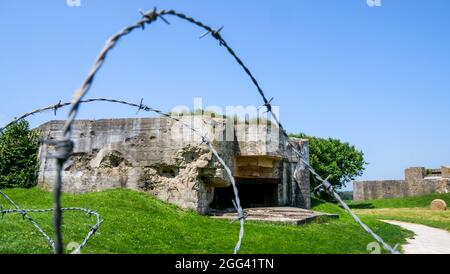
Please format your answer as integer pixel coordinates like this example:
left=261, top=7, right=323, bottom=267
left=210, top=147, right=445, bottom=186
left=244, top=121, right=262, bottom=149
left=210, top=207, right=339, bottom=226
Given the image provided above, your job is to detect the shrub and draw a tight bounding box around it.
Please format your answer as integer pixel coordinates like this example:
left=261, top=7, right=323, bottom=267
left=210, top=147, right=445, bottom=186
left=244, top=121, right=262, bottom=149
left=290, top=133, right=366, bottom=201
left=0, top=120, right=40, bottom=188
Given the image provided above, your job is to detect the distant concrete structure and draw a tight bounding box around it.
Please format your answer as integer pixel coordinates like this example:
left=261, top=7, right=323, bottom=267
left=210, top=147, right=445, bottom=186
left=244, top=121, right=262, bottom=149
left=37, top=116, right=310, bottom=214
left=353, top=167, right=450, bottom=201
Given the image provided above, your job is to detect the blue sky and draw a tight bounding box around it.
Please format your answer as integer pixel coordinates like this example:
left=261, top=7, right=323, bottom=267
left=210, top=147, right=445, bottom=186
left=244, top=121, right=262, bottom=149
left=1, top=0, right=449, bottom=190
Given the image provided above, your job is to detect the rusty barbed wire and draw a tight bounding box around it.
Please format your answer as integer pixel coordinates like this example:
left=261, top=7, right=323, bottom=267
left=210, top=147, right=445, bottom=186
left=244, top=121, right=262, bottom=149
left=0, top=190, right=102, bottom=254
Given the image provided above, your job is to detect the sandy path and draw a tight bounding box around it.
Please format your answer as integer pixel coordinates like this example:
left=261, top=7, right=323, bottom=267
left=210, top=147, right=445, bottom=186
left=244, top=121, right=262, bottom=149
left=382, top=220, right=450, bottom=254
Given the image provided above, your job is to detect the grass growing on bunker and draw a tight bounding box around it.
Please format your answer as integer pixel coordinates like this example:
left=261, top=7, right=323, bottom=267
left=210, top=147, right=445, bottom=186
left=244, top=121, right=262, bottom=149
left=0, top=188, right=411, bottom=254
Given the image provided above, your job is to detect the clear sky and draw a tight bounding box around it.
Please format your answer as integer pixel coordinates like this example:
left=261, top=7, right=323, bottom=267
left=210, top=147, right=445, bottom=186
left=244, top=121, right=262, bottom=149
left=1, top=0, right=449, bottom=190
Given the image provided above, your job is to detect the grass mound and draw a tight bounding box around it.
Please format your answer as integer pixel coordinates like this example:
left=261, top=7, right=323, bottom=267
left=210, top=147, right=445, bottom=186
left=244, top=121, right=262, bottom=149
left=0, top=188, right=410, bottom=254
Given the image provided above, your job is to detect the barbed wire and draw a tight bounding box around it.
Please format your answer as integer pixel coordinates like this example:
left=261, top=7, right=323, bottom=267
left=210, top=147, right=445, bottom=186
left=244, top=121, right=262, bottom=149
left=0, top=191, right=55, bottom=250
left=170, top=9, right=399, bottom=253
left=0, top=97, right=245, bottom=254
left=0, top=190, right=101, bottom=254
left=179, top=10, right=398, bottom=253
left=2, top=7, right=398, bottom=254
left=53, top=7, right=249, bottom=255
left=158, top=8, right=397, bottom=254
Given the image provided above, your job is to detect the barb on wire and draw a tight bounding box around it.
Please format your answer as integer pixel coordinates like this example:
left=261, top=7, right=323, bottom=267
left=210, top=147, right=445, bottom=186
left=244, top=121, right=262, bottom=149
left=311, top=175, right=332, bottom=193
left=0, top=190, right=102, bottom=254
left=0, top=100, right=72, bottom=134
left=257, top=97, right=274, bottom=111
left=200, top=26, right=223, bottom=39
left=54, top=100, right=61, bottom=116
left=0, top=191, right=55, bottom=250
left=136, top=98, right=145, bottom=114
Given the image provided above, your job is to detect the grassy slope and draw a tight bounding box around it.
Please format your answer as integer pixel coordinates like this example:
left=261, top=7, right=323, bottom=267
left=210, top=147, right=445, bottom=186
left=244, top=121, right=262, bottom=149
left=348, top=193, right=450, bottom=209
left=349, top=193, right=450, bottom=231
left=0, top=188, right=410, bottom=254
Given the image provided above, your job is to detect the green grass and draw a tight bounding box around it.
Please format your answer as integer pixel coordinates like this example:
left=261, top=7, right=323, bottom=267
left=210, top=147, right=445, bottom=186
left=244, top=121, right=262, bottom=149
left=353, top=208, right=450, bottom=231
left=0, top=188, right=411, bottom=254
left=348, top=193, right=450, bottom=232
left=348, top=193, right=450, bottom=209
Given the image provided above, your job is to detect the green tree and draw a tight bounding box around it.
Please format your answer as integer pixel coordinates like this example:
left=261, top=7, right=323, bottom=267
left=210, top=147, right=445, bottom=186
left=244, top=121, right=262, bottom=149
left=290, top=133, right=367, bottom=201
left=0, top=120, right=40, bottom=188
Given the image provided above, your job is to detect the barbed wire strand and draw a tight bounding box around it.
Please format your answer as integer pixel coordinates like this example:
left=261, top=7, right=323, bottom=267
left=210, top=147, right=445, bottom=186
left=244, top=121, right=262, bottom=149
left=0, top=191, right=55, bottom=250
left=0, top=190, right=102, bottom=253
left=0, top=205, right=102, bottom=254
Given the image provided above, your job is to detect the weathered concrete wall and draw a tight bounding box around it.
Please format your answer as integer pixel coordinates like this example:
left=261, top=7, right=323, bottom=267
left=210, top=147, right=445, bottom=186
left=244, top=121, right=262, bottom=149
left=353, top=180, right=407, bottom=201
left=38, top=117, right=230, bottom=214
left=441, top=166, right=450, bottom=178
left=405, top=167, right=427, bottom=182
left=353, top=166, right=450, bottom=201
left=287, top=138, right=311, bottom=209
left=38, top=116, right=310, bottom=213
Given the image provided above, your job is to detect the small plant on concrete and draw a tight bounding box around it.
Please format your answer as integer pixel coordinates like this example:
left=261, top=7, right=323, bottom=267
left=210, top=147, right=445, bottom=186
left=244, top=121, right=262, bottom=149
left=0, top=120, right=40, bottom=188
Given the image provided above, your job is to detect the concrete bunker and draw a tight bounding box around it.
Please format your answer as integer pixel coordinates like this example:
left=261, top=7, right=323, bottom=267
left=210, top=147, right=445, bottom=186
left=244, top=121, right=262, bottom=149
left=37, top=117, right=311, bottom=214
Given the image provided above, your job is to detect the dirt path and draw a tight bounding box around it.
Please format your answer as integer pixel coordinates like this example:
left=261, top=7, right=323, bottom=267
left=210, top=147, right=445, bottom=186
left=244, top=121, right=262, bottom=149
left=382, top=220, right=450, bottom=254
